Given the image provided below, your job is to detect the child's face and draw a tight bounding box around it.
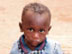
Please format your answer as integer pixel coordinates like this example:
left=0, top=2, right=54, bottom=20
left=19, top=11, right=51, bottom=47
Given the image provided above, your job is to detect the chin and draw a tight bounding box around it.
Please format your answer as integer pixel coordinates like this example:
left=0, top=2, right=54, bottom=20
left=29, top=39, right=43, bottom=46
left=31, top=44, right=39, bottom=47
left=31, top=41, right=40, bottom=47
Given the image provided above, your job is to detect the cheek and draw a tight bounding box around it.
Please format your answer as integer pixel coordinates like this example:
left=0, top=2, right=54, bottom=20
left=39, top=34, right=46, bottom=40
left=24, top=31, right=34, bottom=39
left=24, top=31, right=31, bottom=37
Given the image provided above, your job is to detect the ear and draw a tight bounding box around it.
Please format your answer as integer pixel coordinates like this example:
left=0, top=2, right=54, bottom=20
left=19, top=22, right=23, bottom=32
left=48, top=26, right=51, bottom=31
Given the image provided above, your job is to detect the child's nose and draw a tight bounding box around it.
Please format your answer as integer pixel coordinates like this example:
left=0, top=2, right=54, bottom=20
left=34, top=33, right=39, bottom=38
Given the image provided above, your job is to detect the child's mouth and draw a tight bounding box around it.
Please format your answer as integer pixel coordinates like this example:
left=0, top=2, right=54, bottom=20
left=32, top=39, right=41, bottom=43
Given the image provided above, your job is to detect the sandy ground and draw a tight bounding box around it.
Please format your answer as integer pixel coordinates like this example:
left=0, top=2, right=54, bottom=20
left=0, top=0, right=72, bottom=54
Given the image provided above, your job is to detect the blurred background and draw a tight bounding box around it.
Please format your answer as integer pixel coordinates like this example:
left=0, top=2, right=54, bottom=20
left=0, top=0, right=72, bottom=54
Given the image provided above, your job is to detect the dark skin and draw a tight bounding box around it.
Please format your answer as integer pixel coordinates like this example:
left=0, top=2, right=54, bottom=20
left=19, top=10, right=51, bottom=50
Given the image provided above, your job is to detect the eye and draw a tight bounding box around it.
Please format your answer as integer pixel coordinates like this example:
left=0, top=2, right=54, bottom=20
left=28, top=28, right=34, bottom=32
left=39, top=29, right=45, bottom=33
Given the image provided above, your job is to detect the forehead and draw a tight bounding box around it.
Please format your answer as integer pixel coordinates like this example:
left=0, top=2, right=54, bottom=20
left=22, top=11, right=50, bottom=27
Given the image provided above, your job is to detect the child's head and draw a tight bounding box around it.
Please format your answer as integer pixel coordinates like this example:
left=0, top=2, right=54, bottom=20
left=19, top=3, right=51, bottom=47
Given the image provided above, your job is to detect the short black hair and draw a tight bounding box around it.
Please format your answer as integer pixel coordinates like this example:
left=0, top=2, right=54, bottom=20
left=22, top=3, right=51, bottom=18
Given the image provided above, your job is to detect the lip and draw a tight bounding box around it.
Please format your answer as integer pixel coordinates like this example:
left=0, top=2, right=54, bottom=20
left=33, top=39, right=41, bottom=42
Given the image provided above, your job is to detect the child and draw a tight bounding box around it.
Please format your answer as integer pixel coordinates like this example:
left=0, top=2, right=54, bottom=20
left=10, top=3, right=63, bottom=54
